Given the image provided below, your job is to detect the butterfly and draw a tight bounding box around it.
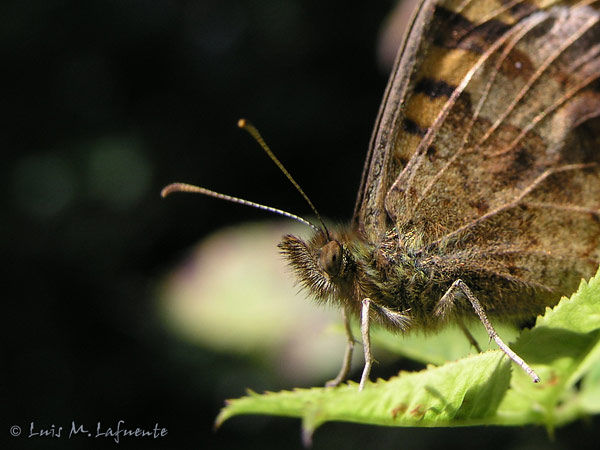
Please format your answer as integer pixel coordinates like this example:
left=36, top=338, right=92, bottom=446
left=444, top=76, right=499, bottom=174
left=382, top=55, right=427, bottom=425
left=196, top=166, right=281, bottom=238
left=163, top=0, right=600, bottom=390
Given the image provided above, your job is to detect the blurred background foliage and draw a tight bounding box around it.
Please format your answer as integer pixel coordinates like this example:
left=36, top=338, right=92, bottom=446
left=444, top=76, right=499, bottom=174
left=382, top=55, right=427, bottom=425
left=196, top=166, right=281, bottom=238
left=4, top=0, right=599, bottom=449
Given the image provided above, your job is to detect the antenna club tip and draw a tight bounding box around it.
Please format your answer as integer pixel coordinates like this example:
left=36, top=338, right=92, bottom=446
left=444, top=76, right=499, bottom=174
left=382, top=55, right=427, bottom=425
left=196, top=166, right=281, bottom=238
left=160, top=183, right=181, bottom=198
left=237, top=118, right=247, bottom=128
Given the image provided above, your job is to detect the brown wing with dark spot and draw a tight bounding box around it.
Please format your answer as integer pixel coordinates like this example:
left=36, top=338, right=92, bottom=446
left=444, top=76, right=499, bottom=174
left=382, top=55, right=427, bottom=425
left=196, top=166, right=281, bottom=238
left=356, top=0, right=600, bottom=303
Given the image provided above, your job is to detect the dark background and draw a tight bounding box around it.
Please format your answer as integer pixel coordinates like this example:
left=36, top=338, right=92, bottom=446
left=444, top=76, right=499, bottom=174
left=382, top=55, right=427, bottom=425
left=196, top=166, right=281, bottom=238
left=3, top=0, right=599, bottom=449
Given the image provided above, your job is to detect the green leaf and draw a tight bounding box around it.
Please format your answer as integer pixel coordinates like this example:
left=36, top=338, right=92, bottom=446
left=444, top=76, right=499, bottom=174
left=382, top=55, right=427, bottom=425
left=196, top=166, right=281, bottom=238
left=216, top=351, right=511, bottom=440
left=216, top=268, right=600, bottom=440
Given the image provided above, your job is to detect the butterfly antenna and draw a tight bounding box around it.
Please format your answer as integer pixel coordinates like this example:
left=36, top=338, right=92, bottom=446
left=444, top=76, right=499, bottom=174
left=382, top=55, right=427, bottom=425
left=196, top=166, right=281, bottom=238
left=237, top=118, right=330, bottom=238
left=161, top=183, right=319, bottom=232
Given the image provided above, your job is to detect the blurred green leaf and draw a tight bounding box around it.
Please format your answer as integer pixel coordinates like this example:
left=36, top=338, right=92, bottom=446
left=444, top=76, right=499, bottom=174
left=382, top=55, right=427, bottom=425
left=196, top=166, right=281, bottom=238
left=159, top=222, right=349, bottom=384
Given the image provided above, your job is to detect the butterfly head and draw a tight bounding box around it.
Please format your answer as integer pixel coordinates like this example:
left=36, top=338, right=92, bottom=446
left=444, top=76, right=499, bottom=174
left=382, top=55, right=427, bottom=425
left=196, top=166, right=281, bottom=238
left=278, top=229, right=356, bottom=305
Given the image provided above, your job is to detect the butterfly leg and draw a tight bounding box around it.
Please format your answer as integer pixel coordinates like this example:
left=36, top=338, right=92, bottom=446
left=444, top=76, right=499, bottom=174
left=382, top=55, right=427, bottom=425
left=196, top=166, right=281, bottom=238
left=434, top=287, right=479, bottom=349
left=326, top=307, right=355, bottom=387
left=359, top=298, right=373, bottom=391
left=457, top=319, right=482, bottom=353
left=439, top=279, right=540, bottom=383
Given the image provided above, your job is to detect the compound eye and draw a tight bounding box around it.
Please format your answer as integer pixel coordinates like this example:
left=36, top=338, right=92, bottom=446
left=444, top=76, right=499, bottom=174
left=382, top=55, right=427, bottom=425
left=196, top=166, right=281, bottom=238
left=319, top=240, right=343, bottom=277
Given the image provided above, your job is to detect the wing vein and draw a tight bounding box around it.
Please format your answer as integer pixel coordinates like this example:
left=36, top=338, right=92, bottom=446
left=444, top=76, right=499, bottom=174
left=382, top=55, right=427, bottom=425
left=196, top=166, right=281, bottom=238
left=419, top=163, right=595, bottom=251
left=478, top=11, right=599, bottom=149
left=406, top=12, right=549, bottom=220
left=395, top=17, right=530, bottom=210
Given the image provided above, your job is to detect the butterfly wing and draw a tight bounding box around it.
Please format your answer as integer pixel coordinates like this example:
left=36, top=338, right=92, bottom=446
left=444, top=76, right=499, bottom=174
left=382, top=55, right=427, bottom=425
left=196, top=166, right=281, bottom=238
left=355, top=0, right=600, bottom=301
left=353, top=0, right=435, bottom=239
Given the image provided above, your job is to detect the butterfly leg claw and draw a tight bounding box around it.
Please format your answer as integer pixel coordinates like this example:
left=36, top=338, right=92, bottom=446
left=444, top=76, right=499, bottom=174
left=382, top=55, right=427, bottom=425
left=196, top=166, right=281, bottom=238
left=437, top=279, right=540, bottom=383
left=325, top=308, right=355, bottom=388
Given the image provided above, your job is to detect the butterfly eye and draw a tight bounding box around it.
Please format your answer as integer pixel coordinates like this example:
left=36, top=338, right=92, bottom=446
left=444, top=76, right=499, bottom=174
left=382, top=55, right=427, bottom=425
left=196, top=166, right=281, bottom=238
left=319, top=240, right=343, bottom=277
